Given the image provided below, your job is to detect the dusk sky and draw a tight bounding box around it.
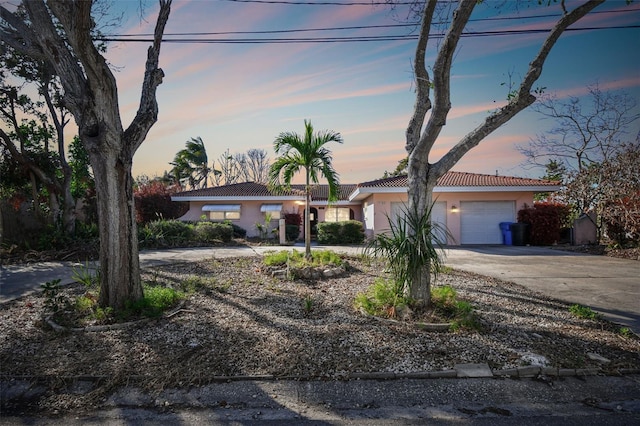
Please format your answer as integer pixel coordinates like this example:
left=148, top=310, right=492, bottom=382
left=103, top=0, right=640, bottom=183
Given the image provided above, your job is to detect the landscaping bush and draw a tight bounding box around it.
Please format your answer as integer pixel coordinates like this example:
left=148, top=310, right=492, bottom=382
left=284, top=212, right=302, bottom=226
left=194, top=221, right=233, bottom=243
left=218, top=221, right=247, bottom=239
left=517, top=203, right=572, bottom=246
left=134, top=180, right=187, bottom=224
left=143, top=219, right=195, bottom=247
left=602, top=195, right=640, bottom=246
left=285, top=224, right=300, bottom=241
left=284, top=212, right=301, bottom=241
left=317, top=220, right=364, bottom=245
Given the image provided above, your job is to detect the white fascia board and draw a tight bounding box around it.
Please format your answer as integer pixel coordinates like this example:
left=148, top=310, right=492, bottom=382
left=433, top=185, right=561, bottom=193
left=348, top=186, right=407, bottom=201
left=311, top=200, right=360, bottom=207
left=171, top=196, right=304, bottom=202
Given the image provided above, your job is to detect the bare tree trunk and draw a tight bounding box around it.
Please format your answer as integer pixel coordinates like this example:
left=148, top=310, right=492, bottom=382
left=406, top=164, right=435, bottom=305
left=304, top=169, right=312, bottom=258
left=92, top=148, right=142, bottom=308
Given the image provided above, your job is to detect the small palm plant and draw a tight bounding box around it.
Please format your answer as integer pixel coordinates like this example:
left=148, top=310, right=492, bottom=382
left=367, top=202, right=449, bottom=306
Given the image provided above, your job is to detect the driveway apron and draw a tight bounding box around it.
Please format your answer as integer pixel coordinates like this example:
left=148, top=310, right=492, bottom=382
left=444, top=245, right=640, bottom=333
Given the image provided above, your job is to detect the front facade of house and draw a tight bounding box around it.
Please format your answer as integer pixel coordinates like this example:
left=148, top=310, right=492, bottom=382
left=171, top=172, right=560, bottom=245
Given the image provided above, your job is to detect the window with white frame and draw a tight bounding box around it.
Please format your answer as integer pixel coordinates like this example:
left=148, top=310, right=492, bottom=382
left=202, top=205, right=241, bottom=221
left=325, top=207, right=352, bottom=222
left=260, top=204, right=282, bottom=220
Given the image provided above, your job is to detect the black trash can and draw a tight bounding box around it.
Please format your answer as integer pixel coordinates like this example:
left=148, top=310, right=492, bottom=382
left=499, top=222, right=513, bottom=245
left=510, top=222, right=529, bottom=246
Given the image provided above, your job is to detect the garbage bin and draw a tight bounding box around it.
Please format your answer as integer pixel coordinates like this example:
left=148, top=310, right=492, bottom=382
left=510, top=222, right=529, bottom=246
left=499, top=222, right=513, bottom=245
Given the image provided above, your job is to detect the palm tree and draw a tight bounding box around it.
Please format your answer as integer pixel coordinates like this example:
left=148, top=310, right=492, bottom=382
left=269, top=120, right=343, bottom=258
left=170, top=137, right=210, bottom=189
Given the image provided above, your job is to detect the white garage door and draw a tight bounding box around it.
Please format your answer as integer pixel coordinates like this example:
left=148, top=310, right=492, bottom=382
left=390, top=202, right=447, bottom=244
left=460, top=201, right=515, bottom=244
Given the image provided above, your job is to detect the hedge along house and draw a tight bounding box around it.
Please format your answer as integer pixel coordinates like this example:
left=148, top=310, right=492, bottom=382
left=171, top=171, right=560, bottom=244
left=171, top=181, right=361, bottom=239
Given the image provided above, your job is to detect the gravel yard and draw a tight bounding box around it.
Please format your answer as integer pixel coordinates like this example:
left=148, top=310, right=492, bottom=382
left=1, top=254, right=639, bottom=413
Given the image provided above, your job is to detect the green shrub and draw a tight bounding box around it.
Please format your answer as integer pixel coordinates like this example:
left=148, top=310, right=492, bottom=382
left=125, top=286, right=183, bottom=318
left=195, top=221, right=233, bottom=243
left=263, top=249, right=342, bottom=268
left=144, top=219, right=195, bottom=247
left=226, top=221, right=247, bottom=238
left=354, top=278, right=409, bottom=318
left=569, top=304, right=601, bottom=320
left=285, top=224, right=300, bottom=241
left=317, top=220, right=364, bottom=244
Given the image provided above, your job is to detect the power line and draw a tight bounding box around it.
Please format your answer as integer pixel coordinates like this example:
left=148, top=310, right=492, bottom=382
left=105, top=7, right=640, bottom=38
left=97, top=24, right=640, bottom=44
left=219, top=0, right=417, bottom=5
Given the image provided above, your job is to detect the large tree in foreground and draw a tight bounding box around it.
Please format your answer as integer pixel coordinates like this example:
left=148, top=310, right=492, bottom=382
left=269, top=120, right=343, bottom=258
left=0, top=0, right=172, bottom=309
left=405, top=0, right=604, bottom=305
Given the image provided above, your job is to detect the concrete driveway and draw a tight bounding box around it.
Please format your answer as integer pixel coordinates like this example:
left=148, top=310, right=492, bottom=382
left=444, top=245, right=640, bottom=332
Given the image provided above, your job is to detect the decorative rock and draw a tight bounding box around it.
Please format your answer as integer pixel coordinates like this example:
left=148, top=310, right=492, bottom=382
left=587, top=352, right=611, bottom=364
left=519, top=352, right=550, bottom=367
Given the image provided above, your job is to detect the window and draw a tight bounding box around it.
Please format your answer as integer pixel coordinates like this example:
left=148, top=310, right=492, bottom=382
left=325, top=207, right=352, bottom=222
left=202, top=204, right=241, bottom=221
left=209, top=211, right=240, bottom=220
left=260, top=204, right=282, bottom=220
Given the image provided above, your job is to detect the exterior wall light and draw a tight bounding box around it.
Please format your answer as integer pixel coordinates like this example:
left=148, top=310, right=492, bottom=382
left=451, top=205, right=459, bottom=213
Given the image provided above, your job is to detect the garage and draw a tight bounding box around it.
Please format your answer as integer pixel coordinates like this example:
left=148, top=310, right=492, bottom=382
left=460, top=201, right=515, bottom=244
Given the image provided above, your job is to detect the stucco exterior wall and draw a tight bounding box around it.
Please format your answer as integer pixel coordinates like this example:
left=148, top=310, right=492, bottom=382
left=180, top=200, right=303, bottom=238
left=179, top=201, right=364, bottom=239
left=361, top=191, right=535, bottom=245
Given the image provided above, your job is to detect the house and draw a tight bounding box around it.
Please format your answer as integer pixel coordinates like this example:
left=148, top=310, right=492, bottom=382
left=171, top=171, right=560, bottom=245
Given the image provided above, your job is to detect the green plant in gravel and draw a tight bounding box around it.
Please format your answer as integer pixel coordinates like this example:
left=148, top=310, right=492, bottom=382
left=569, top=304, right=601, bottom=320
left=302, top=293, right=314, bottom=316
left=41, top=279, right=70, bottom=314
left=431, top=285, right=479, bottom=331
left=71, top=261, right=100, bottom=288
left=618, top=327, right=633, bottom=338
left=180, top=275, right=231, bottom=293
left=123, top=286, right=183, bottom=319
left=354, top=278, right=410, bottom=319
left=263, top=249, right=342, bottom=268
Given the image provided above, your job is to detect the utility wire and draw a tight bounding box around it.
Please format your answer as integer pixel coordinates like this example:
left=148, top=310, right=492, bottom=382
left=104, top=7, right=640, bottom=38
left=97, top=24, right=640, bottom=44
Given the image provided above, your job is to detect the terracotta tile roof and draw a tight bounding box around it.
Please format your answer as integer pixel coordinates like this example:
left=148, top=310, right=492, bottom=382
left=174, top=172, right=559, bottom=201
left=173, top=182, right=292, bottom=198
left=173, top=182, right=358, bottom=201
left=358, top=171, right=559, bottom=188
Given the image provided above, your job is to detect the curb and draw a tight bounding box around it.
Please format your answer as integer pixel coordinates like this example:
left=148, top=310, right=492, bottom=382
left=3, top=366, right=639, bottom=386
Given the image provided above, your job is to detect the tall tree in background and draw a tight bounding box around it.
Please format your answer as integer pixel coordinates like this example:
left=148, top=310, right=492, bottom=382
left=269, top=120, right=343, bottom=258
left=0, top=53, right=77, bottom=234
left=210, top=148, right=271, bottom=186
left=403, top=0, right=603, bottom=306
left=0, top=0, right=172, bottom=309
left=518, top=85, right=639, bottom=212
left=171, top=136, right=210, bottom=189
